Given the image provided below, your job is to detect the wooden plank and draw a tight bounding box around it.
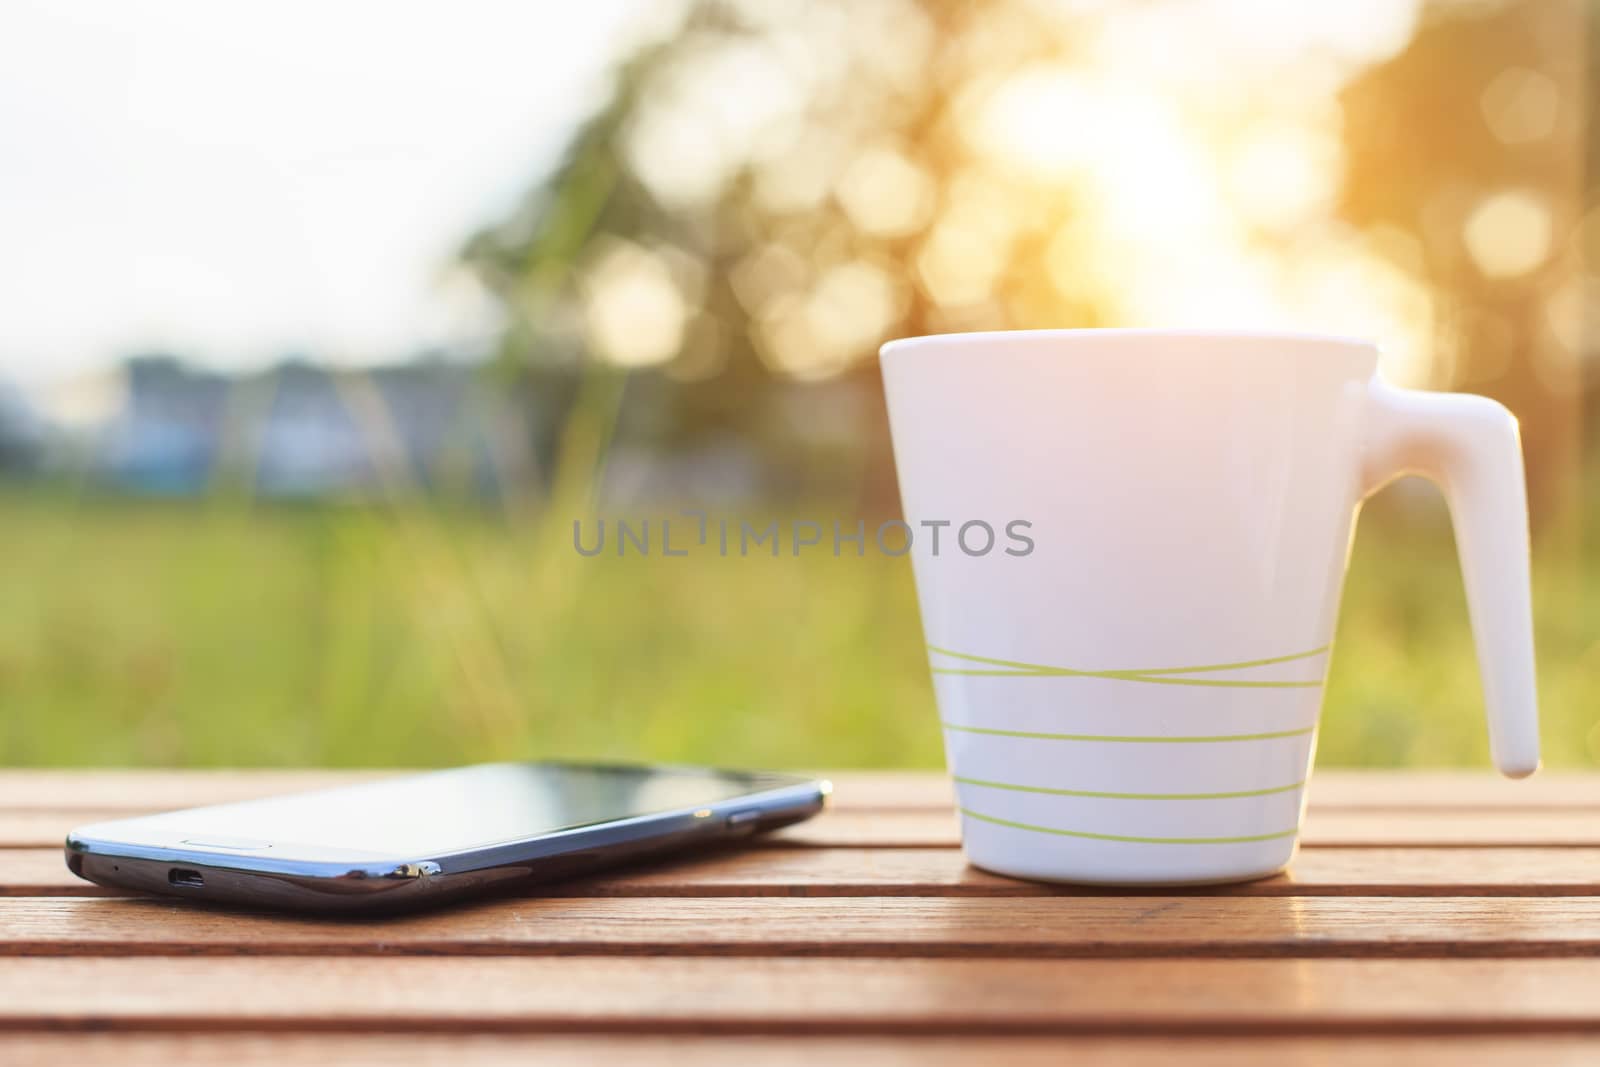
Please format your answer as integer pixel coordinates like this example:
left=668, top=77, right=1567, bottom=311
left=0, top=809, right=945, bottom=850
left=0, top=851, right=116, bottom=896
left=2, top=1035, right=1598, bottom=1067
left=10, top=846, right=1600, bottom=898
left=0, top=809, right=966, bottom=849
left=2, top=957, right=1600, bottom=1031
left=1299, top=811, right=1600, bottom=847
left=815, top=808, right=1600, bottom=848
left=3, top=769, right=1594, bottom=814
left=546, top=846, right=1600, bottom=897
left=1311, top=772, right=1600, bottom=811
left=11, top=807, right=1600, bottom=850
left=0, top=770, right=398, bottom=811
left=769, top=810, right=1600, bottom=848
left=4, top=895, right=1600, bottom=957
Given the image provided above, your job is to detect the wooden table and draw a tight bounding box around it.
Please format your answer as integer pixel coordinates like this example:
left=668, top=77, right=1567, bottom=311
left=2, top=769, right=1598, bottom=1065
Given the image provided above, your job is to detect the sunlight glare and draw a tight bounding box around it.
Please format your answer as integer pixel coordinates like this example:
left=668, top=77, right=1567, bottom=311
left=1226, top=121, right=1343, bottom=231
left=969, top=67, right=1103, bottom=178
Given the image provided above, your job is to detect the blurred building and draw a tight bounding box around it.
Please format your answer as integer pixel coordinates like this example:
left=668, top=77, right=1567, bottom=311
left=99, top=358, right=228, bottom=494
left=0, top=380, right=43, bottom=473
left=93, top=356, right=534, bottom=499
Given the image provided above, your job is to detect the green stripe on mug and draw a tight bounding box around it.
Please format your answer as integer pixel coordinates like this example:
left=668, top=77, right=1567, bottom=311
left=927, top=643, right=1329, bottom=688
left=952, top=775, right=1306, bottom=800
left=960, top=807, right=1300, bottom=845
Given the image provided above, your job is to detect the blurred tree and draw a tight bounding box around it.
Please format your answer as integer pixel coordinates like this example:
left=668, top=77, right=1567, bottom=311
left=1340, top=0, right=1591, bottom=519
left=462, top=0, right=1111, bottom=507
left=463, top=0, right=1590, bottom=517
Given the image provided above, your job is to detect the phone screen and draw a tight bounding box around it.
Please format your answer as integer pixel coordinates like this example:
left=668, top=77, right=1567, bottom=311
left=92, top=763, right=785, bottom=857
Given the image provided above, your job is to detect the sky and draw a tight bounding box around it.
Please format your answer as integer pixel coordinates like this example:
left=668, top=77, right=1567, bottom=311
left=0, top=0, right=652, bottom=397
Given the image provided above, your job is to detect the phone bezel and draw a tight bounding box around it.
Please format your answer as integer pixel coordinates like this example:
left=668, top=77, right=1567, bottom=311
left=64, top=762, right=830, bottom=913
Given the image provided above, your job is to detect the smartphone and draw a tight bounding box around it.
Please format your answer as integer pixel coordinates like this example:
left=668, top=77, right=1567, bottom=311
left=65, top=761, right=829, bottom=913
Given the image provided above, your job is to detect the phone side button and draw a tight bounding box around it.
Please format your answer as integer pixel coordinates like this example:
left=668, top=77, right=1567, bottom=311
left=725, top=809, right=762, bottom=829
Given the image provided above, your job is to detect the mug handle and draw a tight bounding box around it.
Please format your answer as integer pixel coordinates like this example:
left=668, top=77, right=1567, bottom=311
left=1360, top=378, right=1539, bottom=778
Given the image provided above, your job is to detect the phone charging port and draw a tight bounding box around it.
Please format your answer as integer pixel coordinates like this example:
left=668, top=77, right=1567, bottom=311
left=168, top=868, right=205, bottom=888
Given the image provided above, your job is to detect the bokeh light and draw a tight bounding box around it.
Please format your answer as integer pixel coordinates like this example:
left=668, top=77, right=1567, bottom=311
left=1464, top=191, right=1554, bottom=280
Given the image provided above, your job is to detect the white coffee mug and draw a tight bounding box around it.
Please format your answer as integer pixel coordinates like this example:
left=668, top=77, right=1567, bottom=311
left=880, top=329, right=1538, bottom=886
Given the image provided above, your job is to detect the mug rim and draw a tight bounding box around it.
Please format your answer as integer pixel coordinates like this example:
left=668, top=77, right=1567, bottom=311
left=879, top=327, right=1376, bottom=362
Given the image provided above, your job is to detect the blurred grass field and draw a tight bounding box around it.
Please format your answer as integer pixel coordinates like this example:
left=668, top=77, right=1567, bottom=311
left=1, top=483, right=1595, bottom=770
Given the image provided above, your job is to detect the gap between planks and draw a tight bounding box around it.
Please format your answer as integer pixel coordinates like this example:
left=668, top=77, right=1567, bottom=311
left=4, top=895, right=1600, bottom=958
left=2, top=1034, right=1598, bottom=1067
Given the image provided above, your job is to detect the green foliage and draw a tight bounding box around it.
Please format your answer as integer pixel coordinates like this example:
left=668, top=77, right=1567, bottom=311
left=2, top=487, right=1593, bottom=770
